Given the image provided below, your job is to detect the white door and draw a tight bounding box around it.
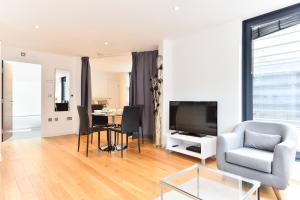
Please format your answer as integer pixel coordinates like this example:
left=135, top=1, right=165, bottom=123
left=2, top=61, right=13, bottom=141
left=107, top=80, right=120, bottom=109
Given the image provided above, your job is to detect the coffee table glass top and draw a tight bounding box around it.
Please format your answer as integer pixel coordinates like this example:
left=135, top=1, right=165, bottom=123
left=160, top=164, right=260, bottom=200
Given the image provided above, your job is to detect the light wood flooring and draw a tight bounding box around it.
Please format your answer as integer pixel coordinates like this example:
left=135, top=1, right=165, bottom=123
left=0, top=133, right=300, bottom=200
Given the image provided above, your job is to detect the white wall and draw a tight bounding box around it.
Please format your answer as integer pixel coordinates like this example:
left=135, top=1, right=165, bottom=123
left=90, top=70, right=129, bottom=108
left=162, top=20, right=242, bottom=146
left=2, top=46, right=81, bottom=137
left=90, top=55, right=131, bottom=109
left=91, top=71, right=118, bottom=100
left=119, top=73, right=130, bottom=108
left=90, top=54, right=131, bottom=72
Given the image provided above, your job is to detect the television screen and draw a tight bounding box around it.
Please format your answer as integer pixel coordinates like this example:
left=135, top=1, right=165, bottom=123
left=169, top=101, right=217, bottom=136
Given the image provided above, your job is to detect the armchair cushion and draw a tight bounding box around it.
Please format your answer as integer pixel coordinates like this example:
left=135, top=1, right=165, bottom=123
left=244, top=129, right=281, bottom=152
left=226, top=147, right=274, bottom=173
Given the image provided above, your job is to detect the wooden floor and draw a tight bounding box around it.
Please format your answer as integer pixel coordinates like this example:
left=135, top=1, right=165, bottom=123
left=0, top=133, right=299, bottom=200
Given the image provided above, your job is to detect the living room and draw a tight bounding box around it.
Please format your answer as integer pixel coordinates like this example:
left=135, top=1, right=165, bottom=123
left=1, top=1, right=300, bottom=200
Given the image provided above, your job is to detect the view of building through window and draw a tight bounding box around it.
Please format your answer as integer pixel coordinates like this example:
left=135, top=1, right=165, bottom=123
left=253, top=24, right=300, bottom=126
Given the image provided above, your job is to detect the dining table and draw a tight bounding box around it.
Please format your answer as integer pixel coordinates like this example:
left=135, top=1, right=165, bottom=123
left=92, top=111, right=123, bottom=151
left=92, top=111, right=122, bottom=125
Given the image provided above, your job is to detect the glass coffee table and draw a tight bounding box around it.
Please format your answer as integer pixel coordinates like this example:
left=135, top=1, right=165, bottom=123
left=160, top=164, right=260, bottom=200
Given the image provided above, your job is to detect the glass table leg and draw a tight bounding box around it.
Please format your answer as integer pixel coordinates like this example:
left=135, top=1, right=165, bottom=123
left=197, top=167, right=199, bottom=198
left=160, top=184, right=164, bottom=200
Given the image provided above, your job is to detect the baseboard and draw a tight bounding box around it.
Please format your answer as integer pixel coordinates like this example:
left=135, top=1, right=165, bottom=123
left=42, top=131, right=77, bottom=138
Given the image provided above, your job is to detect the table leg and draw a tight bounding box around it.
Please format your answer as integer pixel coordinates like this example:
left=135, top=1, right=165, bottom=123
left=100, top=129, right=116, bottom=152
left=108, top=130, right=112, bottom=152
left=197, top=167, right=199, bottom=198
left=160, top=184, right=164, bottom=200
left=99, top=129, right=110, bottom=152
left=110, top=116, right=116, bottom=146
left=256, top=187, right=260, bottom=200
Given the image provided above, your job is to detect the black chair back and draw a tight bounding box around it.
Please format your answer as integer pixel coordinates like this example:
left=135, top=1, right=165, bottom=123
left=91, top=104, right=108, bottom=126
left=121, top=106, right=141, bottom=133
left=92, top=115, right=109, bottom=126
left=77, top=106, right=90, bottom=135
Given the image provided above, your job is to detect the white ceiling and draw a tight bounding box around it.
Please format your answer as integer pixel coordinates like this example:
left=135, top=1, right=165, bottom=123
left=0, top=0, right=299, bottom=57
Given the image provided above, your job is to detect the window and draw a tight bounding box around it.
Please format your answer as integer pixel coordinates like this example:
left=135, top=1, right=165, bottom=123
left=243, top=3, right=300, bottom=126
left=253, top=24, right=300, bottom=125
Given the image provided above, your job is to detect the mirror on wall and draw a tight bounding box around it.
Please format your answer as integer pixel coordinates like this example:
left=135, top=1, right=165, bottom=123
left=54, top=69, right=70, bottom=112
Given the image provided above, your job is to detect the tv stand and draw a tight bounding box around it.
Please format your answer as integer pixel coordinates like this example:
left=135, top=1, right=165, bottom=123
left=166, top=133, right=217, bottom=165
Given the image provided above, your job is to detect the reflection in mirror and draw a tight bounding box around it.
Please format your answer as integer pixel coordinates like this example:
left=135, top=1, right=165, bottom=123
left=55, top=69, right=70, bottom=111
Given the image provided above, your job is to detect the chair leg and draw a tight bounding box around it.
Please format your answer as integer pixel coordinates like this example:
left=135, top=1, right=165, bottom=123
left=272, top=187, right=281, bottom=200
left=141, top=126, right=144, bottom=144
left=138, top=132, right=141, bottom=153
left=77, top=134, right=81, bottom=152
left=116, top=133, right=119, bottom=145
left=108, top=130, right=111, bottom=153
left=91, top=132, right=93, bottom=144
left=126, top=134, right=129, bottom=147
left=86, top=134, right=89, bottom=157
left=121, top=133, right=123, bottom=158
left=98, top=131, right=100, bottom=149
left=106, top=129, right=110, bottom=153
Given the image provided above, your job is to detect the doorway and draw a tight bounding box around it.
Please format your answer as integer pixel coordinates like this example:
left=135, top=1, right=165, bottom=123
left=2, top=61, right=42, bottom=141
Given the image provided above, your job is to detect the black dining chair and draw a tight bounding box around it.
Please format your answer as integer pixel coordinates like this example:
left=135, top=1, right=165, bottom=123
left=108, top=106, right=141, bottom=157
left=137, top=104, right=144, bottom=144
left=130, top=105, right=144, bottom=144
left=91, top=114, right=113, bottom=145
left=77, top=105, right=108, bottom=157
left=91, top=104, right=114, bottom=144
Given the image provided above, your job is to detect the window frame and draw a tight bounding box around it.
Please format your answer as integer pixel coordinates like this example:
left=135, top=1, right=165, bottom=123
left=242, top=3, right=300, bottom=121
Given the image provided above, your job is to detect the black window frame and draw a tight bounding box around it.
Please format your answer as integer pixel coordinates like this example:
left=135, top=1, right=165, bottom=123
left=242, top=3, right=300, bottom=121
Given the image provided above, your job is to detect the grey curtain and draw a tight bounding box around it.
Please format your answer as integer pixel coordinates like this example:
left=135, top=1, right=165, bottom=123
left=129, top=50, right=158, bottom=139
left=81, top=57, right=92, bottom=119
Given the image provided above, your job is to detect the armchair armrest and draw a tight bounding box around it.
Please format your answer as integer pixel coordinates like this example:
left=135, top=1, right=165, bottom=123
left=216, top=132, right=243, bottom=170
left=272, top=140, right=297, bottom=189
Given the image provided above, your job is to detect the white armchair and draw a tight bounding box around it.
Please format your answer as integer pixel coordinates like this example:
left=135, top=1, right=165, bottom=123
left=217, top=121, right=298, bottom=199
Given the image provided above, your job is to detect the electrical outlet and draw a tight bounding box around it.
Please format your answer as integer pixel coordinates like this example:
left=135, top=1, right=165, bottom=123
left=54, top=117, right=58, bottom=121
left=48, top=118, right=52, bottom=122
left=67, top=117, right=72, bottom=120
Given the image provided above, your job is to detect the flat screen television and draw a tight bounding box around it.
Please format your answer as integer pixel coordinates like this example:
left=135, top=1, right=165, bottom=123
left=169, top=101, right=217, bottom=137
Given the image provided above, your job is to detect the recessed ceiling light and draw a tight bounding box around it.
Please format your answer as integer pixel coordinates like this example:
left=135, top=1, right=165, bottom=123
left=173, top=5, right=180, bottom=11
left=104, top=42, right=109, bottom=46
left=35, top=25, right=40, bottom=29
